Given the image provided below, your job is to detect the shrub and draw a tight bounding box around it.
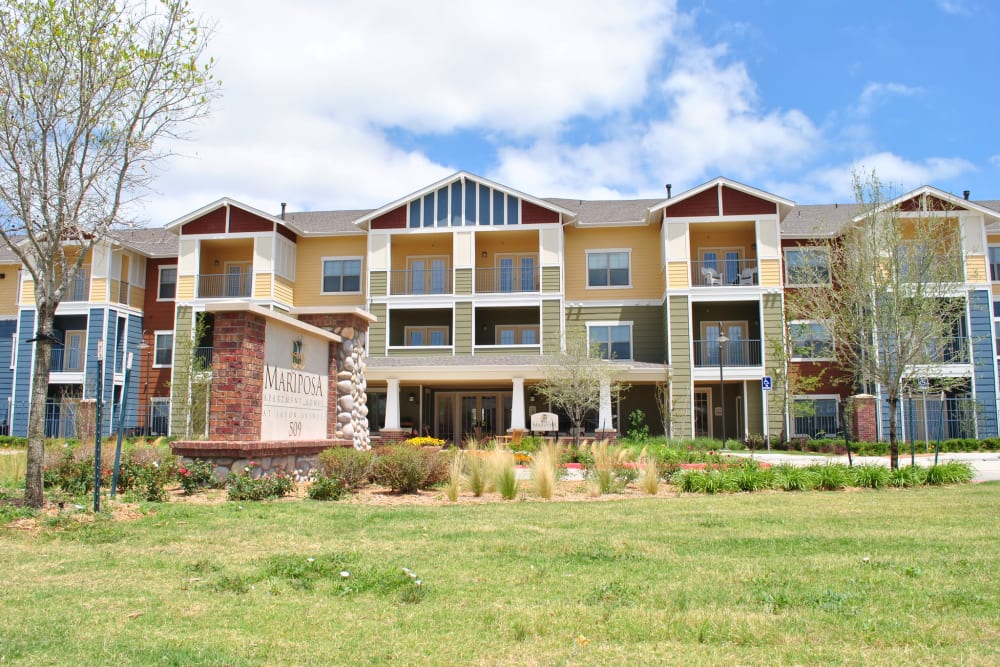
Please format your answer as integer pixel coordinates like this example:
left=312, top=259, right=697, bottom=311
left=773, top=464, right=817, bottom=492
left=923, top=461, right=973, bottom=485
left=678, top=469, right=731, bottom=494
left=401, top=436, right=446, bottom=448
left=850, top=464, right=890, bottom=489
left=516, top=435, right=544, bottom=454
left=637, top=448, right=659, bottom=495
left=491, top=449, right=518, bottom=500
left=814, top=464, right=849, bottom=490
left=888, top=465, right=924, bottom=488
left=308, top=475, right=347, bottom=501
left=587, top=440, right=634, bottom=495
left=625, top=409, right=649, bottom=443
left=370, top=445, right=449, bottom=493
left=227, top=466, right=294, bottom=501
left=728, top=460, right=773, bottom=492
left=464, top=441, right=488, bottom=497
left=532, top=441, right=560, bottom=500
left=177, top=458, right=220, bottom=495
left=444, top=453, right=463, bottom=502
left=317, top=447, right=373, bottom=490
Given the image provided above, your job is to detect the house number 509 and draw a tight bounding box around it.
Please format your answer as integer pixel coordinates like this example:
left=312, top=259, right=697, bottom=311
left=288, top=421, right=302, bottom=437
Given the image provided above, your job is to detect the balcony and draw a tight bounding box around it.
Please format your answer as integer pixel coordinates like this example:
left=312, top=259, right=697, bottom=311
left=922, top=337, right=969, bottom=364
left=197, top=273, right=252, bottom=299
left=474, top=266, right=539, bottom=294
left=64, top=268, right=91, bottom=302
left=693, top=339, right=762, bottom=367
left=692, top=259, right=758, bottom=287
left=389, top=269, right=452, bottom=296
left=193, top=346, right=213, bottom=369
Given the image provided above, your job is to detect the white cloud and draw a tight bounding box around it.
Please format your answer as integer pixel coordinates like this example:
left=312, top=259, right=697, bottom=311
left=856, top=82, right=922, bottom=116
left=936, top=0, right=975, bottom=16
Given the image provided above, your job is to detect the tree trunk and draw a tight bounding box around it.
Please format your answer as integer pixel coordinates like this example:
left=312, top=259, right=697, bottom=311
left=24, top=304, right=55, bottom=508
left=887, top=395, right=899, bottom=470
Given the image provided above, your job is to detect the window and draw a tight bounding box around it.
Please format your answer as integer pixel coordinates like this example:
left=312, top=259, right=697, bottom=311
left=790, top=321, right=833, bottom=360
left=153, top=331, right=173, bottom=367
left=587, top=250, right=630, bottom=288
left=793, top=397, right=839, bottom=438
left=496, top=254, right=537, bottom=292
left=495, top=325, right=539, bottom=346
left=406, top=180, right=523, bottom=227
left=404, top=326, right=449, bottom=347
left=785, top=247, right=830, bottom=286
left=149, top=397, right=170, bottom=435
left=275, top=237, right=296, bottom=281
left=157, top=266, right=176, bottom=300
left=588, top=323, right=632, bottom=360
left=990, top=246, right=1000, bottom=282
left=407, top=256, right=449, bottom=294
left=322, top=257, right=362, bottom=294
left=64, top=331, right=85, bottom=372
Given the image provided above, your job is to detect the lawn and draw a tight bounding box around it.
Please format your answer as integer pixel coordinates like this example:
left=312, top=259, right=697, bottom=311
left=1, top=484, right=998, bottom=666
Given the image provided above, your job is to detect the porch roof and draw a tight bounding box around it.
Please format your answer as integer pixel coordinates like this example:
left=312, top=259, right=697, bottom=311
left=365, top=355, right=668, bottom=382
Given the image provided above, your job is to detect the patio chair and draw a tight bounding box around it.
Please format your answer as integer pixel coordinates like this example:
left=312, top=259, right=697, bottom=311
left=700, top=267, right=723, bottom=286
left=739, top=268, right=758, bottom=285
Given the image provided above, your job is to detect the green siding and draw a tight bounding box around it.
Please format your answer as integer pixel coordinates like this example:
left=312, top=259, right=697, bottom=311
left=746, top=381, right=763, bottom=436
left=762, top=293, right=785, bottom=440
left=369, top=271, right=387, bottom=297
left=454, top=302, right=472, bottom=354
left=669, top=295, right=691, bottom=438
left=542, top=266, right=560, bottom=292
left=542, top=300, right=562, bottom=354
left=170, top=307, right=193, bottom=436
left=368, top=303, right=387, bottom=356
left=564, top=305, right=665, bottom=363
left=455, top=268, right=472, bottom=295
left=474, top=346, right=542, bottom=356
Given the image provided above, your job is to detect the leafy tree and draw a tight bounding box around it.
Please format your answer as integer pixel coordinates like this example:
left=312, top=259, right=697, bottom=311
left=533, top=332, right=622, bottom=446
left=0, top=0, right=217, bottom=507
left=786, top=172, right=968, bottom=468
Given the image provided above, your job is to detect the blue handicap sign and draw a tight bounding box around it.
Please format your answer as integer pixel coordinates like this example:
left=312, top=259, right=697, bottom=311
left=761, top=376, right=773, bottom=391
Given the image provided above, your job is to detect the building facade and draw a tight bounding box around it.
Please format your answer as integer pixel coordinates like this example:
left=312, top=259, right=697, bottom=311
left=4, top=173, right=999, bottom=444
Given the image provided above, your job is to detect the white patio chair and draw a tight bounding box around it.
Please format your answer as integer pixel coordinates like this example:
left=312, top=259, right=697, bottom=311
left=700, top=267, right=723, bottom=286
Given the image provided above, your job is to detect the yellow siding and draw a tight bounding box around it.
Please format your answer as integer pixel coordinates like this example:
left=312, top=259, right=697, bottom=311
left=667, top=261, right=689, bottom=288
left=254, top=273, right=272, bottom=299
left=0, top=265, right=19, bottom=314
left=129, top=286, right=145, bottom=309
left=564, top=226, right=662, bottom=301
left=90, top=277, right=107, bottom=302
left=177, top=275, right=195, bottom=300
left=294, top=235, right=368, bottom=307
left=759, top=259, right=780, bottom=288
left=275, top=276, right=294, bottom=304
left=21, top=277, right=34, bottom=305
left=992, top=284, right=1000, bottom=297
left=966, top=255, right=987, bottom=283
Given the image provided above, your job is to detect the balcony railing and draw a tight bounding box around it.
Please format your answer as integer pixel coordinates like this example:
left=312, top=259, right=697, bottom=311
left=192, top=346, right=213, bottom=369
left=692, top=259, right=758, bottom=287
left=903, top=397, right=977, bottom=440
left=693, top=339, right=762, bottom=367
left=921, top=337, right=968, bottom=364
left=388, top=269, right=452, bottom=296
left=49, top=347, right=85, bottom=373
left=475, top=266, right=539, bottom=293
left=197, top=273, right=252, bottom=298
left=64, top=267, right=90, bottom=302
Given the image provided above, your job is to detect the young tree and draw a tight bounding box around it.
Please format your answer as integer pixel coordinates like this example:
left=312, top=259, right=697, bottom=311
left=533, top=331, right=623, bottom=446
left=0, top=0, right=217, bottom=507
left=786, top=172, right=968, bottom=468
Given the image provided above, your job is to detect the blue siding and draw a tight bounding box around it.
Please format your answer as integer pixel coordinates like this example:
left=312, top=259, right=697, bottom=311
left=84, top=307, right=116, bottom=436
left=0, top=319, right=16, bottom=433
left=123, top=313, right=143, bottom=431
left=969, top=290, right=997, bottom=437
left=11, top=309, right=35, bottom=436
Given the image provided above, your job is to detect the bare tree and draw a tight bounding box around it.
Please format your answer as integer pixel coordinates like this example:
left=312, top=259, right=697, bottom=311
left=533, top=332, right=622, bottom=446
left=786, top=172, right=968, bottom=468
left=0, top=0, right=217, bottom=507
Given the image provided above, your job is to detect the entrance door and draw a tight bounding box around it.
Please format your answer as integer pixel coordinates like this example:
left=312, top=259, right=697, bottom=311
left=694, top=388, right=712, bottom=438
left=436, top=392, right=511, bottom=442
left=225, top=262, right=251, bottom=297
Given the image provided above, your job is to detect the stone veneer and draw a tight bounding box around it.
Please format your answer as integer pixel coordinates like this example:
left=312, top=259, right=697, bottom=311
left=172, top=439, right=344, bottom=480
left=299, top=313, right=371, bottom=450
left=208, top=311, right=266, bottom=441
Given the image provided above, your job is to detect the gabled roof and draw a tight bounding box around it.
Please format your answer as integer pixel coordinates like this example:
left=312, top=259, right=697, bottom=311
left=851, top=185, right=1000, bottom=224
left=351, top=171, right=577, bottom=230
left=163, top=197, right=307, bottom=236
left=545, top=198, right=662, bottom=226
left=781, top=203, right=861, bottom=238
left=109, top=227, right=178, bottom=258
left=281, top=210, right=371, bottom=236
left=647, top=176, right=796, bottom=218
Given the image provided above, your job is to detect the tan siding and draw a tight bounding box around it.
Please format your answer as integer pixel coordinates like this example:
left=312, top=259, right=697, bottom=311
left=198, top=239, right=253, bottom=275
left=745, top=382, right=763, bottom=437
left=90, top=277, right=107, bottom=302
left=0, top=265, right=20, bottom=314
left=564, top=226, right=663, bottom=301
left=294, top=235, right=368, bottom=307
left=564, top=305, right=665, bottom=363
left=967, top=255, right=988, bottom=283
left=391, top=234, right=453, bottom=271
left=762, top=293, right=785, bottom=439
left=454, top=302, right=472, bottom=354
left=542, top=266, right=560, bottom=292
left=667, top=261, right=689, bottom=288
left=129, top=286, right=145, bottom=309
left=20, top=277, right=34, bottom=305
left=177, top=275, right=195, bottom=300
left=759, top=258, right=780, bottom=287
left=368, top=303, right=387, bottom=356
left=668, top=295, right=691, bottom=438
left=454, top=268, right=472, bottom=295
left=253, top=273, right=272, bottom=299
left=542, top=300, right=561, bottom=354
left=274, top=276, right=294, bottom=305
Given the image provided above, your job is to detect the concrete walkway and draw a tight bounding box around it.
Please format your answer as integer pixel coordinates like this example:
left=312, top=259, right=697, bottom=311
left=729, top=450, right=1000, bottom=483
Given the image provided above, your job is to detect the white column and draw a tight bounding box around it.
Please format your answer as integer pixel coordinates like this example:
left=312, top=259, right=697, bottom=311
left=384, top=378, right=401, bottom=430
left=598, top=378, right=613, bottom=431
left=510, top=377, right=526, bottom=431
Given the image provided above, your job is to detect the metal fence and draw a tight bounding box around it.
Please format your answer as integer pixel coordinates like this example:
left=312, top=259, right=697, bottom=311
left=903, top=396, right=978, bottom=441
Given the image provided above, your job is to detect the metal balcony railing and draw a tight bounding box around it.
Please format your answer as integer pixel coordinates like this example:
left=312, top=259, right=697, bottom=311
left=388, top=269, right=452, bottom=295
left=197, top=273, right=251, bottom=298
left=921, top=337, right=969, bottom=364
left=693, top=339, right=762, bottom=367
left=475, top=266, right=539, bottom=293
left=792, top=414, right=840, bottom=439
left=692, top=259, right=759, bottom=287
left=192, top=346, right=213, bottom=369
left=49, top=347, right=85, bottom=373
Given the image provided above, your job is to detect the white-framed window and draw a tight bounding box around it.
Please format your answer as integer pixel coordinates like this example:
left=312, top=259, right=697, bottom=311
left=784, top=247, right=831, bottom=286
left=790, top=320, right=834, bottom=360
left=495, top=325, right=539, bottom=345
left=586, top=250, right=630, bottom=288
left=153, top=331, right=173, bottom=368
left=157, top=265, right=177, bottom=301
left=62, top=330, right=86, bottom=372
left=404, top=326, right=449, bottom=347
left=321, top=257, right=362, bottom=294
left=587, top=322, right=633, bottom=360
left=989, top=246, right=1000, bottom=282
left=149, top=396, right=170, bottom=436
left=792, top=395, right=840, bottom=438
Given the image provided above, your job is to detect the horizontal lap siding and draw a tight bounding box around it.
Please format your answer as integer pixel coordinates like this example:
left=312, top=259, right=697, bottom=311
left=563, top=226, right=663, bottom=301
left=455, top=268, right=472, bottom=295
left=0, top=265, right=20, bottom=315
left=368, top=304, right=387, bottom=356
left=970, top=289, right=997, bottom=436
left=762, top=294, right=785, bottom=438
left=669, top=296, right=691, bottom=438
left=564, top=305, right=665, bottom=363
left=542, top=266, right=560, bottom=292
left=292, top=236, right=368, bottom=307
left=454, top=303, right=472, bottom=354
left=542, top=300, right=561, bottom=354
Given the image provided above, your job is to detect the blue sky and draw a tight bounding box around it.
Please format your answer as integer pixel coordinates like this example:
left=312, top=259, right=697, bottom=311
left=144, top=0, right=999, bottom=225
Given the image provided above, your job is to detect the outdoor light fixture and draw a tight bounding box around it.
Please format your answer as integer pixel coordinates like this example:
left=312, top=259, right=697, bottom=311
left=408, top=392, right=415, bottom=403
left=481, top=251, right=487, bottom=258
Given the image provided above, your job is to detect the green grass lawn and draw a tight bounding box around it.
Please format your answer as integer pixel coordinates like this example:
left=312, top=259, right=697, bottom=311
left=2, top=485, right=998, bottom=666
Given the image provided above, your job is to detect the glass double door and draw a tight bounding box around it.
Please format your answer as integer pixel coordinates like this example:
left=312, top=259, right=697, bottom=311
left=435, top=392, right=513, bottom=443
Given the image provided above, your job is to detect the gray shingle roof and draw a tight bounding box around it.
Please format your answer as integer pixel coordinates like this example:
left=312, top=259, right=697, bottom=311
left=110, top=227, right=177, bottom=257
left=781, top=203, right=861, bottom=237
left=545, top=198, right=663, bottom=225
left=0, top=238, right=21, bottom=263
left=281, top=210, right=371, bottom=235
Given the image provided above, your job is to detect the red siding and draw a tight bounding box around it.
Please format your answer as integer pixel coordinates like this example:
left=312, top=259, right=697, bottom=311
left=664, top=187, right=720, bottom=218
left=898, top=195, right=956, bottom=212
left=371, top=205, right=406, bottom=229
left=277, top=224, right=297, bottom=243
left=181, top=208, right=226, bottom=235
left=522, top=200, right=559, bottom=224
left=721, top=186, right=777, bottom=216
left=139, top=258, right=177, bottom=408
left=229, top=207, right=274, bottom=233
left=789, top=361, right=850, bottom=396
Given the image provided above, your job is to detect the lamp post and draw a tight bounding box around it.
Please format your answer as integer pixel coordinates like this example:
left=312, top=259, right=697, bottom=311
left=718, top=323, right=728, bottom=447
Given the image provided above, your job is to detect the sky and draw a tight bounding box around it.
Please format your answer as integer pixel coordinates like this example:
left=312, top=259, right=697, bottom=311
left=139, top=0, right=1000, bottom=226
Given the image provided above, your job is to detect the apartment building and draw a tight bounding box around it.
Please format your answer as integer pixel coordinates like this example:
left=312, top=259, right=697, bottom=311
left=4, top=173, right=999, bottom=444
